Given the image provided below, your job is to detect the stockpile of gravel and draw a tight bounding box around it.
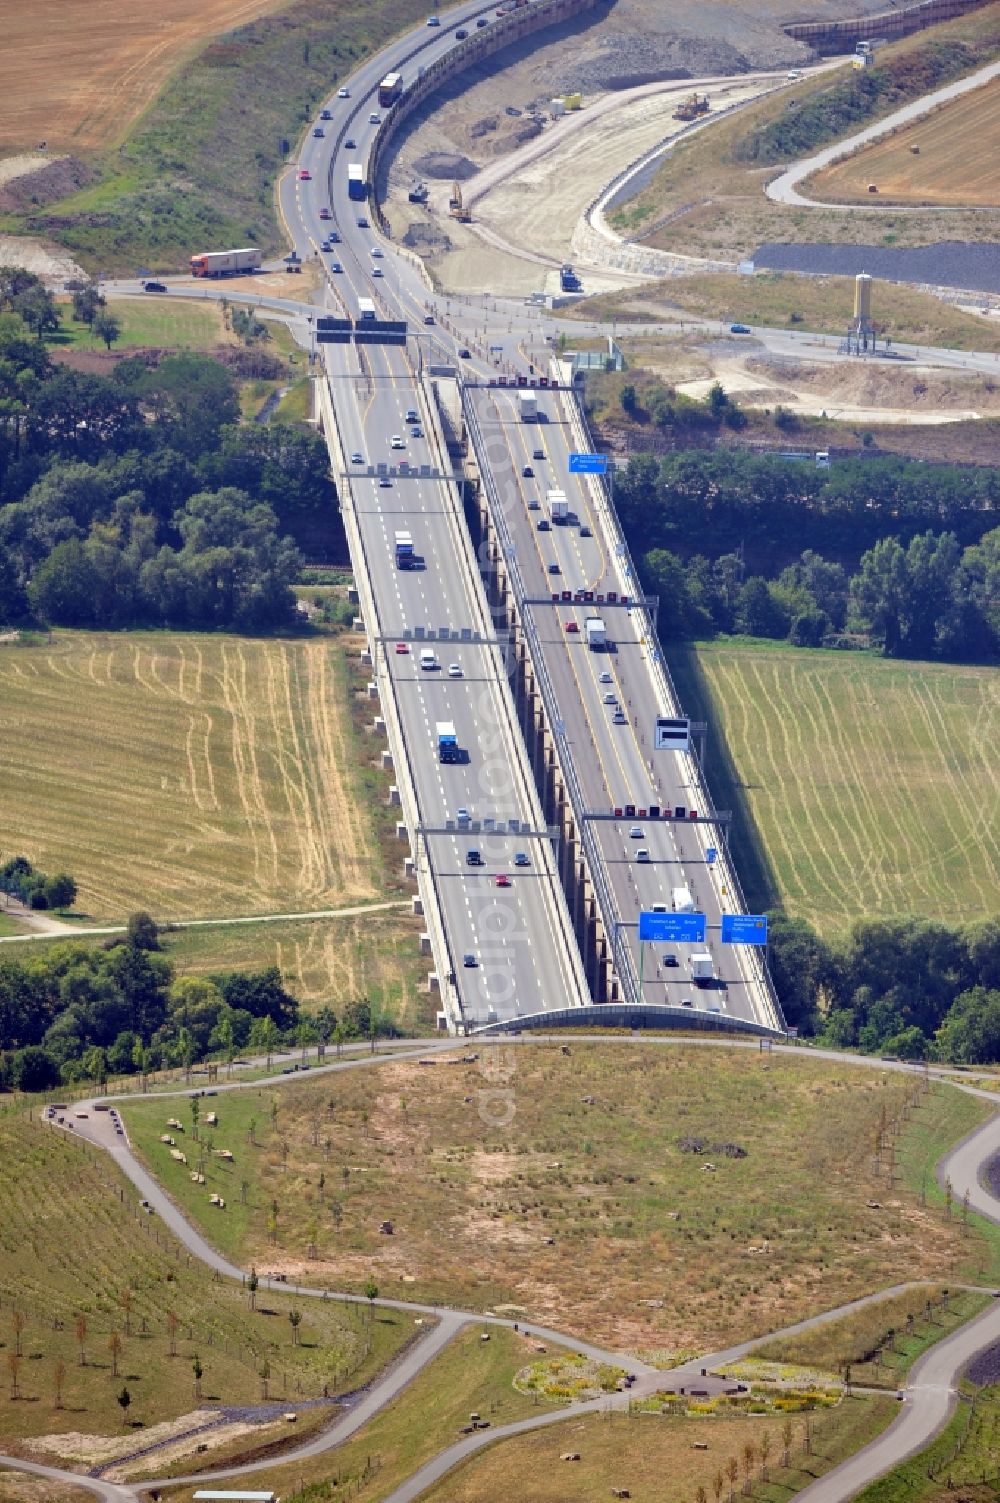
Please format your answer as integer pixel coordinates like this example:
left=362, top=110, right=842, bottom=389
left=752, top=240, right=1000, bottom=295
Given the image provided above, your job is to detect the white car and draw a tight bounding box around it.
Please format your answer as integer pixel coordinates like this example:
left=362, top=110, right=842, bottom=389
left=338, top=87, right=350, bottom=98
left=350, top=451, right=364, bottom=465
left=629, top=825, right=643, bottom=839
left=369, top=112, right=381, bottom=125
left=390, top=435, right=405, bottom=449
left=636, top=848, right=650, bottom=863
left=603, top=692, right=617, bottom=705
left=372, top=267, right=383, bottom=277
left=448, top=663, right=463, bottom=678
left=599, top=670, right=613, bottom=684
left=371, top=247, right=384, bottom=258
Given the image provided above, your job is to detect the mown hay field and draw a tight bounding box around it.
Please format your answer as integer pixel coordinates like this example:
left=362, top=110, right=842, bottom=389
left=123, top=1045, right=990, bottom=1353
left=0, top=0, right=287, bottom=151
left=0, top=631, right=381, bottom=922
left=807, top=79, right=1000, bottom=207
left=683, top=641, right=1000, bottom=936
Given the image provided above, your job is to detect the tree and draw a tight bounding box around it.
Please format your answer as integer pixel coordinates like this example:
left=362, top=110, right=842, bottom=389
left=74, top=1313, right=87, bottom=1366
left=259, top=1357, right=270, bottom=1400
left=108, top=1331, right=122, bottom=1377
left=120, top=1288, right=132, bottom=1337
left=190, top=1095, right=200, bottom=1138
left=44, top=873, right=77, bottom=909
left=126, top=912, right=160, bottom=951
left=247, top=1267, right=258, bottom=1311
left=72, top=284, right=104, bottom=327
left=735, top=576, right=788, bottom=638
left=7, top=1351, right=21, bottom=1400
left=726, top=1456, right=738, bottom=1503
left=12, top=1310, right=25, bottom=1357
left=14, top=283, right=60, bottom=341
left=93, top=312, right=122, bottom=353
left=249, top=1014, right=279, bottom=1067
left=166, top=1310, right=179, bottom=1357
left=742, top=1441, right=755, bottom=1495
left=849, top=536, right=908, bottom=654
left=620, top=384, right=638, bottom=417
left=117, top=1385, right=131, bottom=1426
left=192, top=1352, right=203, bottom=1400
left=936, top=988, right=1000, bottom=1065
left=53, top=1358, right=66, bottom=1409
left=11, top=1044, right=60, bottom=1091
left=363, top=1274, right=379, bottom=1321
left=713, top=1471, right=724, bottom=1503
left=289, top=1309, right=302, bottom=1345
left=760, top=1429, right=771, bottom=1481
left=781, top=1418, right=793, bottom=1467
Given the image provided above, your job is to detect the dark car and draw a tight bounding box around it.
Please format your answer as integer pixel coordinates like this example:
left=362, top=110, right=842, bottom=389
left=532, top=448, right=544, bottom=460
left=142, top=281, right=167, bottom=293
left=730, top=322, right=752, bottom=334
left=663, top=953, right=679, bottom=968
left=548, top=562, right=560, bottom=575
left=424, top=314, right=435, bottom=325
left=455, top=27, right=468, bottom=38
left=458, top=347, right=471, bottom=358
left=580, top=524, right=592, bottom=537
left=466, top=849, right=484, bottom=866
left=522, top=464, right=534, bottom=478
left=345, top=137, right=356, bottom=149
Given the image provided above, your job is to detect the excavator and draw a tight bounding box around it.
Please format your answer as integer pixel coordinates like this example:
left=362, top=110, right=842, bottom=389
left=673, top=92, right=710, bottom=122
left=448, top=181, right=471, bottom=222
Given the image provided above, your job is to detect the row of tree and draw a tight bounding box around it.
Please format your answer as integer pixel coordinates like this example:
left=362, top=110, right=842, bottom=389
left=769, top=914, right=1000, bottom=1062
left=0, top=914, right=389, bottom=1093
left=0, top=270, right=337, bottom=631
left=0, top=856, right=77, bottom=912
left=645, top=527, right=999, bottom=659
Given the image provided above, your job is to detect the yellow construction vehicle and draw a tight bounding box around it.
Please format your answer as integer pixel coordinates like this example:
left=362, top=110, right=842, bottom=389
left=448, top=181, right=471, bottom=222
left=673, top=92, right=709, bottom=122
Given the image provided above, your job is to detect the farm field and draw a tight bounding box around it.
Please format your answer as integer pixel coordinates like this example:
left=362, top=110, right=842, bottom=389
left=807, top=79, right=1000, bottom=207
left=0, top=631, right=385, bottom=923
left=0, top=0, right=288, bottom=152
left=122, top=1045, right=993, bottom=1352
left=672, top=640, right=1000, bottom=936
left=420, top=1397, right=898, bottom=1503
left=160, top=912, right=435, bottom=1031
left=0, top=1114, right=411, bottom=1456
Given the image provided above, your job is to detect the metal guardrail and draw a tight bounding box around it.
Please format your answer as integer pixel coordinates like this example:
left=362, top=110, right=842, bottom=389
left=463, top=390, right=642, bottom=1007
left=564, top=389, right=786, bottom=1034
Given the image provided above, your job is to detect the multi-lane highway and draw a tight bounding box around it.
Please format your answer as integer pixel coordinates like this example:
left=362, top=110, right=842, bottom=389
left=261, top=0, right=784, bottom=1034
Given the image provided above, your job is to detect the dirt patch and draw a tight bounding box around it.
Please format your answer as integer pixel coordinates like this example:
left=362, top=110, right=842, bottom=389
left=26, top=1410, right=220, bottom=1467
left=412, top=152, right=479, bottom=180
left=0, top=157, right=98, bottom=213
left=0, top=233, right=86, bottom=286
left=105, top=1419, right=266, bottom=1481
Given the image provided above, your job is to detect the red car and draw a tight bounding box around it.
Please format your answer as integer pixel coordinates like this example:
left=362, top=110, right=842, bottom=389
left=495, top=874, right=512, bottom=888
left=565, top=621, right=579, bottom=633
left=394, top=642, right=409, bottom=654
left=299, top=169, right=311, bottom=181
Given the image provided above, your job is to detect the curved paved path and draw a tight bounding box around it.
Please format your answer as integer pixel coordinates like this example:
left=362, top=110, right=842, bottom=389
left=765, top=58, right=1000, bottom=208
left=5, top=1040, right=1000, bottom=1503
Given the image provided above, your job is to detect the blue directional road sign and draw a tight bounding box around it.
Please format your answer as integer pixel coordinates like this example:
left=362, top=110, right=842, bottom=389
left=706, top=847, right=717, bottom=865
left=638, top=911, right=706, bottom=944
left=721, top=913, right=769, bottom=946
left=569, top=452, right=609, bottom=475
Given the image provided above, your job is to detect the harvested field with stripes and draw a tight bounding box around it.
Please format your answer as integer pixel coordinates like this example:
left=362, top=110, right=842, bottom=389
left=0, top=632, right=382, bottom=922
left=680, top=640, right=1000, bottom=935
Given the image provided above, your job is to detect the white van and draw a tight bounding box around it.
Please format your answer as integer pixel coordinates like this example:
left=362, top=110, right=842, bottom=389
left=419, top=649, right=438, bottom=671
left=672, top=886, right=694, bottom=912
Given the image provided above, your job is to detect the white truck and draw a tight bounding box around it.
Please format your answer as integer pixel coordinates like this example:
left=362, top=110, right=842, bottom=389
left=519, top=391, right=538, bottom=421
left=689, top=952, right=715, bottom=986
left=189, top=248, right=262, bottom=277
left=547, top=489, right=568, bottom=524
left=585, top=617, right=607, bottom=651
left=672, top=886, right=694, bottom=913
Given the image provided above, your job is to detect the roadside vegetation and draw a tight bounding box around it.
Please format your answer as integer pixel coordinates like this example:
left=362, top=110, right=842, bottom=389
left=854, top=1381, right=1000, bottom=1503
left=0, top=1112, right=411, bottom=1456
left=609, top=3, right=1000, bottom=258
left=6, top=0, right=432, bottom=274
left=121, top=1046, right=986, bottom=1351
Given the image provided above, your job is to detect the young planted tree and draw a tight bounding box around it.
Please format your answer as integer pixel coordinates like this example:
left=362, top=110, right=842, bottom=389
left=53, top=1358, right=66, bottom=1410
left=247, top=1268, right=259, bottom=1311
left=120, top=1289, right=133, bottom=1337
left=166, top=1311, right=179, bottom=1357
left=192, top=1353, right=203, bottom=1400
left=7, top=1352, right=21, bottom=1400
left=190, top=1096, right=200, bottom=1139
left=695, top=1487, right=707, bottom=1503
left=108, top=1332, right=122, bottom=1378
left=11, top=1310, right=25, bottom=1357
left=742, top=1442, right=755, bottom=1496
left=726, top=1456, right=738, bottom=1503
left=259, top=1358, right=270, bottom=1401
left=713, top=1471, right=724, bottom=1503
left=782, top=1417, right=793, bottom=1467
left=75, top=1313, right=87, bottom=1366
left=363, top=1275, right=379, bottom=1322
left=289, top=1310, right=302, bottom=1346
left=760, top=1430, right=771, bottom=1482
left=117, top=1385, right=131, bottom=1427
left=241, top=1178, right=250, bottom=1205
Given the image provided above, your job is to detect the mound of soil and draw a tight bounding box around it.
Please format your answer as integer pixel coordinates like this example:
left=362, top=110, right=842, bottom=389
left=402, top=221, right=453, bottom=256
left=0, top=156, right=97, bottom=212
left=412, top=151, right=479, bottom=180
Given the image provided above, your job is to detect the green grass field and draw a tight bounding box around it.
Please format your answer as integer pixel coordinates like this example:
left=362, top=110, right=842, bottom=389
left=122, top=1047, right=987, bottom=1354
left=670, top=639, right=1000, bottom=935
left=53, top=298, right=229, bottom=354
left=420, top=1395, right=898, bottom=1503
left=0, top=1115, right=410, bottom=1456
left=0, top=630, right=388, bottom=923
left=854, top=1382, right=1000, bottom=1503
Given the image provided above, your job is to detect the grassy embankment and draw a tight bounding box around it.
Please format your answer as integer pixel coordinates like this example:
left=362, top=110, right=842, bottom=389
left=6, top=0, right=434, bottom=274
left=668, top=638, right=1000, bottom=938
left=607, top=3, right=1000, bottom=261
left=122, top=1045, right=994, bottom=1352
left=0, top=1113, right=411, bottom=1457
